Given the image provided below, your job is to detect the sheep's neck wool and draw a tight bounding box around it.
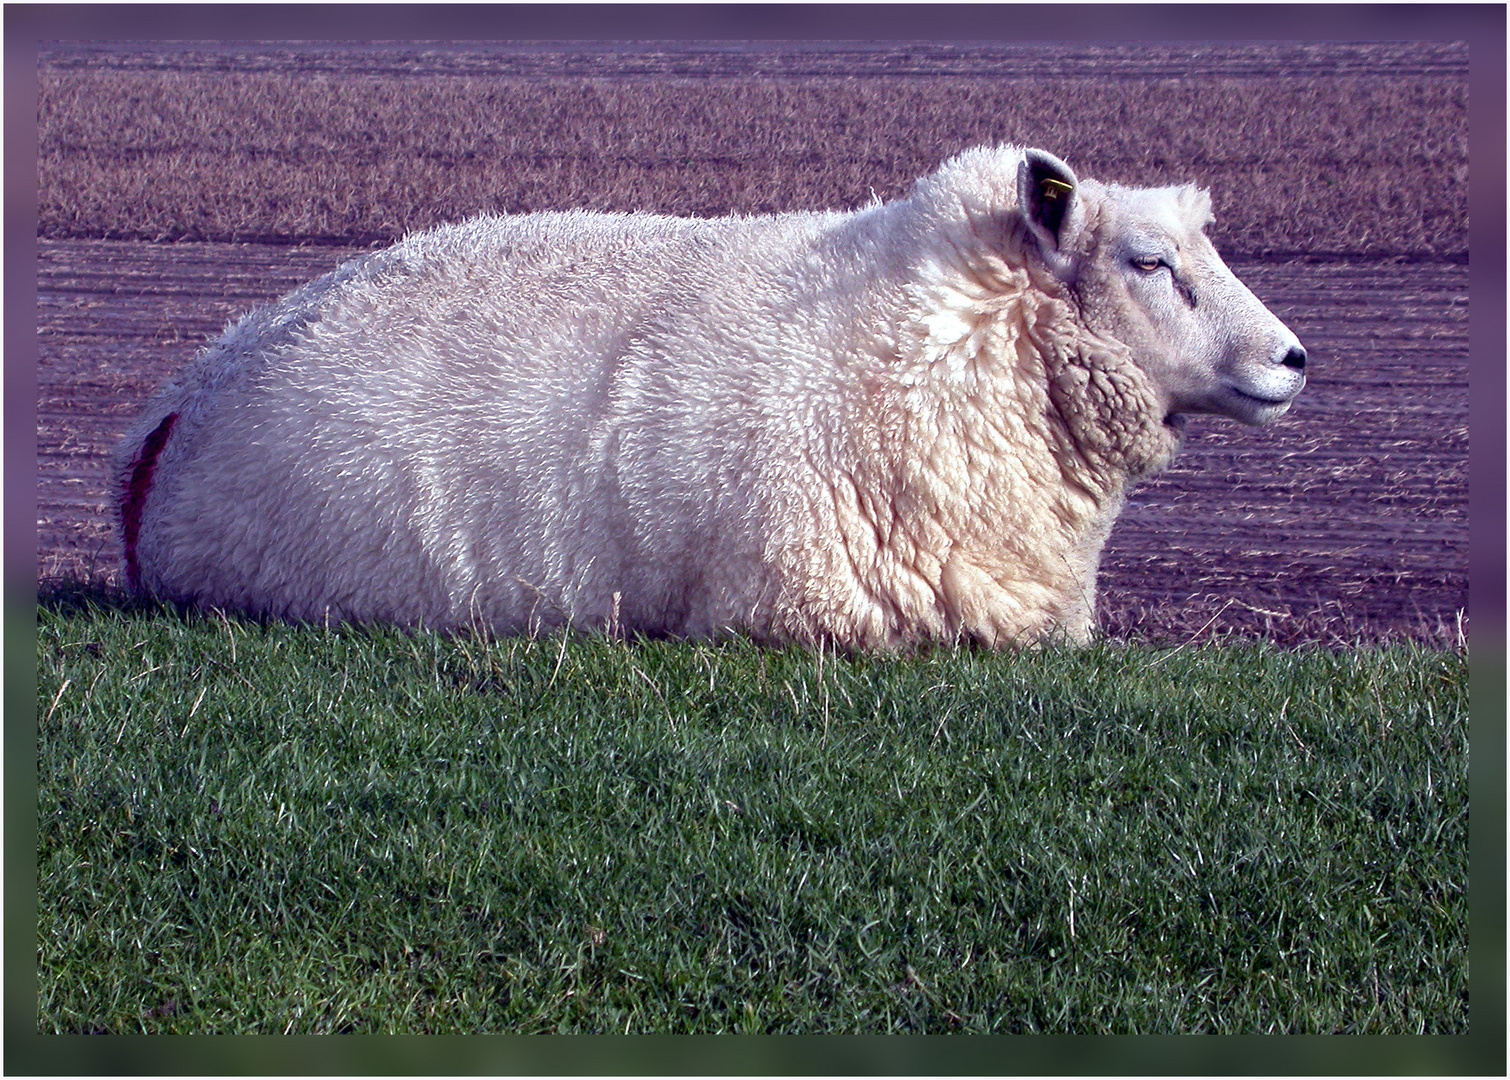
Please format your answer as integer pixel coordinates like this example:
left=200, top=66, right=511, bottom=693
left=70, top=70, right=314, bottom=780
left=805, top=264, right=1174, bottom=648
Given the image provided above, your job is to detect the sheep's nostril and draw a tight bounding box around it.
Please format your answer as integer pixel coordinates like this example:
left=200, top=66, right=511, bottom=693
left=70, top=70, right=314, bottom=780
left=1280, top=346, right=1307, bottom=372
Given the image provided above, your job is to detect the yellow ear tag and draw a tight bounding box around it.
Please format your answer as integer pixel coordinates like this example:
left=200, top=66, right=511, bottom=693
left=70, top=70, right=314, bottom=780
left=1041, top=178, right=1075, bottom=201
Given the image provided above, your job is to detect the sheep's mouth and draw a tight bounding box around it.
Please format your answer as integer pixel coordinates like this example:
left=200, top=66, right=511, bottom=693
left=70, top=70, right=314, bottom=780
left=1229, top=387, right=1297, bottom=408
left=1218, top=384, right=1298, bottom=427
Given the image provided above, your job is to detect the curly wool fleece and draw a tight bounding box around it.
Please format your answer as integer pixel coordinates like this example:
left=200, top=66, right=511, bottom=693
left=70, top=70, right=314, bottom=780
left=115, top=145, right=1304, bottom=649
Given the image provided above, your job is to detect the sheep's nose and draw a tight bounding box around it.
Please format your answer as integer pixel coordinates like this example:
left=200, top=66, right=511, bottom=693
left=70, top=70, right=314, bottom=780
left=1279, top=345, right=1307, bottom=372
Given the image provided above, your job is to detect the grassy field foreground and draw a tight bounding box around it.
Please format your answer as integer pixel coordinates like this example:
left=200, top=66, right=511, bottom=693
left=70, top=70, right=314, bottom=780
left=36, top=591, right=1466, bottom=1034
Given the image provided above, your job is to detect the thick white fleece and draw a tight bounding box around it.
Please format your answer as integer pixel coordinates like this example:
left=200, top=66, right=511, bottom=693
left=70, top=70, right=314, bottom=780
left=115, top=146, right=1191, bottom=648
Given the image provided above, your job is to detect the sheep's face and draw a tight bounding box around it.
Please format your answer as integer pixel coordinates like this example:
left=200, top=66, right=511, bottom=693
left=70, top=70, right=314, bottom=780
left=1018, top=151, right=1307, bottom=426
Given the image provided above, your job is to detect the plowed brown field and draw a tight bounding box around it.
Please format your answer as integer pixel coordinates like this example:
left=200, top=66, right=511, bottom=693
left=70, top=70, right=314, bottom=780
left=34, top=41, right=1470, bottom=647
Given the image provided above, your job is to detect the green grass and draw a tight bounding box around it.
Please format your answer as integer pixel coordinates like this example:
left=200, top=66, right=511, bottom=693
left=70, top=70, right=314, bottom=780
left=35, top=589, right=1467, bottom=1034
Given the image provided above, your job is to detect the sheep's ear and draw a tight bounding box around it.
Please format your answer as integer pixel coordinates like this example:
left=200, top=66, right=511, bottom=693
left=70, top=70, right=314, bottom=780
left=1018, top=149, right=1084, bottom=276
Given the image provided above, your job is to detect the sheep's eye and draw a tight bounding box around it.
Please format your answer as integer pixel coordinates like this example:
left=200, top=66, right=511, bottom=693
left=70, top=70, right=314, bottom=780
left=1131, top=256, right=1164, bottom=273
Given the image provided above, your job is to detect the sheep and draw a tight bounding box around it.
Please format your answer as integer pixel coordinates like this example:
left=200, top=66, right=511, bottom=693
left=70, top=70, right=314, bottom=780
left=113, top=145, right=1306, bottom=649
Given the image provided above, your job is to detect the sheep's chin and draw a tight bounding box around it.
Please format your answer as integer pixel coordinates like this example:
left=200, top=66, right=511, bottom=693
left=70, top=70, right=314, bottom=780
left=1175, top=387, right=1295, bottom=427
left=1223, top=389, right=1296, bottom=426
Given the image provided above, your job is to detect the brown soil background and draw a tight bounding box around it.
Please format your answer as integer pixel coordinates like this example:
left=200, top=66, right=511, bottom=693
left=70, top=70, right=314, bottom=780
left=35, top=41, right=1469, bottom=647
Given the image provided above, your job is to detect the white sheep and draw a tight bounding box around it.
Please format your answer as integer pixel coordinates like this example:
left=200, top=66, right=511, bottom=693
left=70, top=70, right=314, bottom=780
left=114, top=145, right=1306, bottom=649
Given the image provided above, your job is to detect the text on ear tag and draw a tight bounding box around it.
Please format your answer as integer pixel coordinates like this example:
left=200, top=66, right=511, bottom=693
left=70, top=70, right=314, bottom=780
left=1041, top=178, right=1075, bottom=201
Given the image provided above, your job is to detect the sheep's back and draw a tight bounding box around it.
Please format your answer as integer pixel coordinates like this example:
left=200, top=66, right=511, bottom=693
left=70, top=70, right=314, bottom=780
left=129, top=208, right=850, bottom=633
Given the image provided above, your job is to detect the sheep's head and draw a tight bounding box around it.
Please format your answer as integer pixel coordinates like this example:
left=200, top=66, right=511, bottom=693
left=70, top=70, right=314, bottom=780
left=1018, top=149, right=1307, bottom=427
